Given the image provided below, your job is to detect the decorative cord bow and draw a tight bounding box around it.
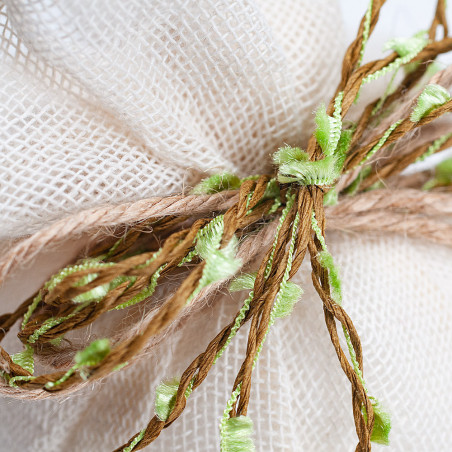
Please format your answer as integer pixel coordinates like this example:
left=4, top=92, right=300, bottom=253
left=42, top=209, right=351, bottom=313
left=1, top=1, right=452, bottom=451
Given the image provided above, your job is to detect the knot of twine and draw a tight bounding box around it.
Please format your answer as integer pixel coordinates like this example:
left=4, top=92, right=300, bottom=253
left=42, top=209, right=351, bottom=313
left=1, top=1, right=452, bottom=451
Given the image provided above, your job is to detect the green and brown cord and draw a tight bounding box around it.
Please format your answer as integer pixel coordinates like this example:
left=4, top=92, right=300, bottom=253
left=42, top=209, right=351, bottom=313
left=1, top=1, right=452, bottom=451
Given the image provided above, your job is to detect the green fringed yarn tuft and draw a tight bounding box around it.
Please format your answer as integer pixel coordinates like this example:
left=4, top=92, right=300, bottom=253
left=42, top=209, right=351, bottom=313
left=154, top=378, right=180, bottom=421
left=423, top=156, right=452, bottom=190
left=191, top=236, right=241, bottom=300
left=188, top=215, right=242, bottom=303
left=11, top=344, right=34, bottom=374
left=411, top=84, right=451, bottom=122
left=274, top=92, right=346, bottom=187
left=191, top=172, right=242, bottom=194
left=230, top=271, right=302, bottom=319
left=315, top=104, right=333, bottom=155
left=274, top=147, right=341, bottom=186
left=229, top=272, right=257, bottom=292
left=362, top=31, right=428, bottom=85
left=272, top=280, right=303, bottom=319
left=384, top=31, right=428, bottom=58
left=75, top=338, right=110, bottom=367
left=272, top=146, right=306, bottom=165
left=314, top=93, right=343, bottom=157
left=45, top=338, right=111, bottom=389
left=220, top=416, right=255, bottom=452
left=370, top=401, right=392, bottom=446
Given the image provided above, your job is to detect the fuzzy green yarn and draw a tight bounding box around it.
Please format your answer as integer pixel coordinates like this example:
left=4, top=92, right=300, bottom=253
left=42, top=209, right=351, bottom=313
left=122, top=430, right=145, bottom=452
left=45, top=338, right=110, bottom=389
left=311, top=211, right=391, bottom=444
left=315, top=104, right=333, bottom=155
left=384, top=31, right=428, bottom=58
left=191, top=172, right=242, bottom=194
left=417, top=132, right=452, bottom=162
left=230, top=272, right=302, bottom=319
left=274, top=147, right=341, bottom=186
left=220, top=416, right=255, bottom=452
left=411, top=84, right=451, bottom=122
left=314, top=92, right=343, bottom=157
left=11, top=344, right=34, bottom=374
left=75, top=338, right=110, bottom=367
left=370, top=401, right=392, bottom=445
left=423, top=156, right=452, bottom=190
left=154, top=378, right=180, bottom=421
left=188, top=215, right=242, bottom=303
left=317, top=250, right=342, bottom=304
left=229, top=272, right=257, bottom=292
left=272, top=280, right=303, bottom=319
left=362, top=31, right=428, bottom=85
left=357, top=0, right=373, bottom=66
left=274, top=93, right=347, bottom=187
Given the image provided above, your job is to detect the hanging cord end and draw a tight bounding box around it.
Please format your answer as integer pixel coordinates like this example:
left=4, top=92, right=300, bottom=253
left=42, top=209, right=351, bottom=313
left=220, top=415, right=256, bottom=452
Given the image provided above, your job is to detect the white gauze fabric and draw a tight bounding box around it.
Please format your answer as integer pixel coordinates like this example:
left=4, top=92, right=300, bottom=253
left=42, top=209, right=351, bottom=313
left=1, top=1, right=452, bottom=452
left=0, top=0, right=340, bottom=238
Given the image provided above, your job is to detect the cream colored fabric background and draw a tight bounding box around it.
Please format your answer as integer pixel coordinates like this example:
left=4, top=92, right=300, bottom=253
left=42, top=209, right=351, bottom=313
left=1, top=1, right=452, bottom=451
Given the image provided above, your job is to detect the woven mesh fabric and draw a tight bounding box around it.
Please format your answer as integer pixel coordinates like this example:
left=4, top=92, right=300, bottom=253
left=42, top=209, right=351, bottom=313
left=0, top=0, right=341, bottom=238
left=2, top=1, right=452, bottom=452
left=1, top=232, right=452, bottom=451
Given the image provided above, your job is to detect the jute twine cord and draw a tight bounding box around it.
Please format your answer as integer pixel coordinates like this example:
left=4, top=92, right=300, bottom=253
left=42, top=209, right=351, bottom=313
left=0, top=191, right=240, bottom=282
left=1, top=1, right=452, bottom=451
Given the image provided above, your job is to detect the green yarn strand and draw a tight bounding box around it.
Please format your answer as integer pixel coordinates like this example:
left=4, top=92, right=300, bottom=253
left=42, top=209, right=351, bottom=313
left=28, top=301, right=90, bottom=344
left=416, top=132, right=452, bottom=162
left=45, top=339, right=110, bottom=389
left=220, top=416, right=256, bottom=452
left=11, top=344, right=34, bottom=374
left=229, top=272, right=257, bottom=292
left=423, top=156, right=452, bottom=190
left=114, top=265, right=165, bottom=310
left=370, top=400, right=392, bottom=445
left=187, top=215, right=241, bottom=303
left=122, top=429, right=145, bottom=452
left=411, top=84, right=451, bottom=122
left=191, top=172, right=242, bottom=194
left=275, top=150, right=341, bottom=186
left=311, top=211, right=391, bottom=444
left=362, top=31, right=428, bottom=85
left=155, top=378, right=180, bottom=421
left=74, top=338, right=110, bottom=367
left=314, top=92, right=344, bottom=157
left=275, top=93, right=344, bottom=186
left=21, top=292, right=42, bottom=330
left=361, top=120, right=402, bottom=165
left=357, top=0, right=373, bottom=66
